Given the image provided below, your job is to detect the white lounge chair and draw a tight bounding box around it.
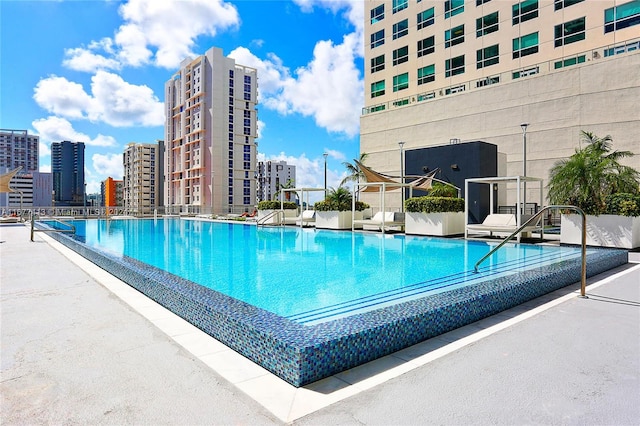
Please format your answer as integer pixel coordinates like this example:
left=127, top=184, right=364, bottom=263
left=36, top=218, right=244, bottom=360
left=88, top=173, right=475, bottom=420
left=353, top=211, right=405, bottom=232
left=466, top=213, right=541, bottom=239
left=284, top=210, right=316, bottom=227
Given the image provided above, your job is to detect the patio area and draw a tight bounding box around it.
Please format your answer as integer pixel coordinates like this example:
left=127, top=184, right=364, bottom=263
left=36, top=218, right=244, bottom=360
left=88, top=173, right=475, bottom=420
left=1, top=222, right=638, bottom=424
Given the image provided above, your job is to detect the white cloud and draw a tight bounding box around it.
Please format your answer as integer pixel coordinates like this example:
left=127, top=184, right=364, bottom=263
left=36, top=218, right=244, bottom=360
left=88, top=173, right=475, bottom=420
left=63, top=0, right=240, bottom=72
left=32, top=116, right=117, bottom=147
left=39, top=142, right=51, bottom=157
left=324, top=148, right=346, bottom=162
left=229, top=37, right=363, bottom=138
left=92, top=153, right=124, bottom=179
left=39, top=164, right=51, bottom=173
left=33, top=72, right=163, bottom=127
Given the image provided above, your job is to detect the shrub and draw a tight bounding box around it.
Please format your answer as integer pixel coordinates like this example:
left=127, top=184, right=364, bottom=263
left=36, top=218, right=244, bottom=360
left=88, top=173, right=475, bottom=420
left=604, top=193, right=640, bottom=217
left=427, top=182, right=458, bottom=198
left=404, top=196, right=464, bottom=213
left=257, top=200, right=297, bottom=210
left=314, top=187, right=369, bottom=212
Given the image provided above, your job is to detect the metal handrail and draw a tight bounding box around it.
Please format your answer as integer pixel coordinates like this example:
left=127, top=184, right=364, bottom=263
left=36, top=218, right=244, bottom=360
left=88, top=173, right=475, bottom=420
left=473, top=205, right=587, bottom=297
left=256, top=210, right=285, bottom=226
left=30, top=216, right=76, bottom=242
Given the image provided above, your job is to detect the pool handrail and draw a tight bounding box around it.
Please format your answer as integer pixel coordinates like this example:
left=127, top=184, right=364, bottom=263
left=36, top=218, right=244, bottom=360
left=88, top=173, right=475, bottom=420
left=30, top=214, right=77, bottom=242
left=473, top=205, right=587, bottom=297
left=257, top=210, right=285, bottom=226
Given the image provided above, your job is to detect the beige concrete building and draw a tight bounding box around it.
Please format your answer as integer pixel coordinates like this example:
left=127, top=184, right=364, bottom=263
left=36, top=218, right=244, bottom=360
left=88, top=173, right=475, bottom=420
left=123, top=142, right=164, bottom=215
left=164, top=47, right=258, bottom=215
left=361, top=0, right=640, bottom=210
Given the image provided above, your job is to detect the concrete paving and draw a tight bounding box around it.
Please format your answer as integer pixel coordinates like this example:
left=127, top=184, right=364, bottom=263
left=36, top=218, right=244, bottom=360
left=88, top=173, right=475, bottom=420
left=1, top=223, right=639, bottom=425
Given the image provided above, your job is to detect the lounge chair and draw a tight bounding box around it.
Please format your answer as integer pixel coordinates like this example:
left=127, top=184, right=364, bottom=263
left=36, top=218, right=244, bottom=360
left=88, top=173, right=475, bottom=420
left=284, top=210, right=316, bottom=227
left=353, top=211, right=405, bottom=232
left=466, top=213, right=541, bottom=239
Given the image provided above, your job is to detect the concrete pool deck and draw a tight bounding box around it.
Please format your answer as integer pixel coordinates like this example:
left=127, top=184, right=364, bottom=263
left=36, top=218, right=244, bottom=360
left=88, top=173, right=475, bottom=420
left=1, top=222, right=639, bottom=424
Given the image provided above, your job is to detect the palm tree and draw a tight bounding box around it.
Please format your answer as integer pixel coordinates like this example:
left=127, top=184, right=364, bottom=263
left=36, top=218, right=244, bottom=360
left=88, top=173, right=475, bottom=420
left=547, top=131, right=639, bottom=215
left=274, top=178, right=296, bottom=201
left=341, top=153, right=369, bottom=200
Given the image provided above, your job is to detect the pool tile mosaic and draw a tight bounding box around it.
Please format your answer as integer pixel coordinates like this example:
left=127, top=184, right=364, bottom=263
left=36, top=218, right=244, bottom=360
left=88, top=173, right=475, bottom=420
left=41, top=223, right=628, bottom=387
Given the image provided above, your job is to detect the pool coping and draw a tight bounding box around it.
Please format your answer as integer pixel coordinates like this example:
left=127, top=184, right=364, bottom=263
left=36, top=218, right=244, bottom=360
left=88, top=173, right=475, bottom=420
left=38, top=220, right=629, bottom=387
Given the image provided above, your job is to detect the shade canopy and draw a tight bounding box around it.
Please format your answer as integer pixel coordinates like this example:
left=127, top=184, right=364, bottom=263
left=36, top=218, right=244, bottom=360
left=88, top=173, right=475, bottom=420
left=0, top=167, right=22, bottom=193
left=354, top=160, right=437, bottom=192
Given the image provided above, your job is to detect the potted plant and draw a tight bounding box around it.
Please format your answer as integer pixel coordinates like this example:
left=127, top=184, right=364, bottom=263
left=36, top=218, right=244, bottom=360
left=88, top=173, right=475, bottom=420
left=315, top=187, right=369, bottom=230
left=404, top=183, right=465, bottom=236
left=257, top=200, right=298, bottom=224
left=547, top=131, right=640, bottom=248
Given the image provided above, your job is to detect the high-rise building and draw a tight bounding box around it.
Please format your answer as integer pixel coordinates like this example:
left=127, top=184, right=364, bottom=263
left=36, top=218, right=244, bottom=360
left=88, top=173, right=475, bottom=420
left=51, top=141, right=85, bottom=207
left=0, top=129, right=39, bottom=172
left=101, top=177, right=124, bottom=207
left=361, top=0, right=640, bottom=210
left=164, top=46, right=258, bottom=215
left=0, top=129, right=41, bottom=208
left=123, top=141, right=164, bottom=215
left=257, top=160, right=297, bottom=202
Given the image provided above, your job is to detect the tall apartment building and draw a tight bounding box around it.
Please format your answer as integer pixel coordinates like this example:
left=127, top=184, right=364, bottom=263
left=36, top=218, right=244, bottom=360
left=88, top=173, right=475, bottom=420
left=362, top=0, right=640, bottom=210
left=164, top=47, right=258, bottom=215
left=101, top=177, right=124, bottom=207
left=0, top=129, right=41, bottom=207
left=51, top=141, right=85, bottom=206
left=257, top=160, right=297, bottom=202
left=123, top=141, right=164, bottom=215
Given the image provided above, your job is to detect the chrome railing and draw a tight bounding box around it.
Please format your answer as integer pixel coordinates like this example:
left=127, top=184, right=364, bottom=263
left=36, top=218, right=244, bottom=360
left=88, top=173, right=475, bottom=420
left=30, top=215, right=76, bottom=242
left=473, top=205, right=587, bottom=297
left=256, top=210, right=285, bottom=226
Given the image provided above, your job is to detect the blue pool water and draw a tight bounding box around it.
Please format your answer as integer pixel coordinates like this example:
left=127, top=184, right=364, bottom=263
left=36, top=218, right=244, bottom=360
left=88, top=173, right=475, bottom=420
left=58, top=218, right=588, bottom=324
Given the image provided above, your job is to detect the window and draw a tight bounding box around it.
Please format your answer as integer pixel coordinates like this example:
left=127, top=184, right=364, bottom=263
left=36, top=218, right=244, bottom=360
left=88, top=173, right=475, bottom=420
left=371, top=4, right=384, bottom=24
left=554, top=0, right=584, bottom=11
left=554, top=55, right=586, bottom=69
left=476, top=76, right=500, bottom=87
left=371, top=80, right=385, bottom=98
left=371, top=54, right=385, bottom=73
left=477, top=11, right=499, bottom=37
left=604, top=1, right=640, bottom=33
left=393, top=73, right=409, bottom=92
left=445, top=25, right=465, bottom=47
left=244, top=196, right=251, bottom=205
left=393, top=0, right=408, bottom=14
left=393, top=19, right=409, bottom=39
left=417, top=7, right=435, bottom=29
left=555, top=17, right=586, bottom=47
left=244, top=75, right=251, bottom=84
left=477, top=44, right=499, bottom=68
left=513, top=32, right=539, bottom=58
left=417, top=36, right=435, bottom=57
left=393, top=46, right=409, bottom=65
left=371, top=29, right=385, bottom=48
left=445, top=55, right=465, bottom=77
left=476, top=0, right=492, bottom=5
left=445, top=0, right=464, bottom=18
left=513, top=0, right=538, bottom=24
left=417, top=65, right=435, bottom=85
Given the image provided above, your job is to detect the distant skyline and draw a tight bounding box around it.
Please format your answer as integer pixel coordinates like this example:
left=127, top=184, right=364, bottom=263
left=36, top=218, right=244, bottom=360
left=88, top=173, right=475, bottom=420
left=0, top=0, right=364, bottom=195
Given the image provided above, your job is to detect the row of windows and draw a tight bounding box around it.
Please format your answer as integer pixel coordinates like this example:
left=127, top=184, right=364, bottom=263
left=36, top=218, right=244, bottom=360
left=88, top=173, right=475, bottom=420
left=370, top=0, right=637, bottom=50
left=370, top=16, right=586, bottom=75
left=372, top=0, right=586, bottom=26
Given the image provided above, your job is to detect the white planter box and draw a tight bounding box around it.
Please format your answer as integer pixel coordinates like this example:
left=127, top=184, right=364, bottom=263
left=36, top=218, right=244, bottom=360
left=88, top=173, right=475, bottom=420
left=405, top=212, right=465, bottom=236
left=257, top=209, right=297, bottom=224
left=316, top=211, right=363, bottom=230
left=561, top=214, right=640, bottom=249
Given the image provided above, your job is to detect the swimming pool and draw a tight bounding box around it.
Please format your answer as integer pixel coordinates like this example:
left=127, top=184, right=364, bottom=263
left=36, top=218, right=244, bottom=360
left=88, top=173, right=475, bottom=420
left=39, top=218, right=628, bottom=386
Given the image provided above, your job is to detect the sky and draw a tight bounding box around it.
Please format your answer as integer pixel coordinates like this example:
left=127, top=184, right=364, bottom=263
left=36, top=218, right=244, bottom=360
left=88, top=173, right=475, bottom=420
left=0, top=0, right=365, bottom=197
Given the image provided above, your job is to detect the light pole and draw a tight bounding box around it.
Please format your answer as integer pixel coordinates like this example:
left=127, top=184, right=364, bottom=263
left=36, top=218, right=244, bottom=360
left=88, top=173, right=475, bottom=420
left=398, top=141, right=405, bottom=212
left=323, top=152, right=328, bottom=192
left=520, top=122, right=529, bottom=214
left=84, top=183, right=87, bottom=218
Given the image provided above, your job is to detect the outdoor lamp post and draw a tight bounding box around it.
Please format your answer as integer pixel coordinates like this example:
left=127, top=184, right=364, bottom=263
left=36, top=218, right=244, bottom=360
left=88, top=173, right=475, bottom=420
left=398, top=141, right=405, bottom=212
left=323, top=152, right=328, bottom=192
left=520, top=123, right=529, bottom=214
left=84, top=183, right=87, bottom=218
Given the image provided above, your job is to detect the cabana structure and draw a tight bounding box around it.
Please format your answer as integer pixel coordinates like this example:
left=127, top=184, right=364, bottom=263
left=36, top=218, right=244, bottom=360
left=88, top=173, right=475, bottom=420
left=350, top=161, right=460, bottom=233
left=464, top=176, right=544, bottom=242
left=281, top=187, right=326, bottom=228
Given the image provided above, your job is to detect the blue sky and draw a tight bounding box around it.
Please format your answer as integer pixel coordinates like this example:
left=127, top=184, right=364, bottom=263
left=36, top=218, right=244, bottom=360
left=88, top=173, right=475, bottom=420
left=0, top=0, right=364, bottom=194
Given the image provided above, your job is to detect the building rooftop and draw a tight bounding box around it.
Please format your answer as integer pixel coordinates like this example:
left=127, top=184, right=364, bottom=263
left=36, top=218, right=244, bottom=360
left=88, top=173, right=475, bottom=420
left=1, top=223, right=638, bottom=424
